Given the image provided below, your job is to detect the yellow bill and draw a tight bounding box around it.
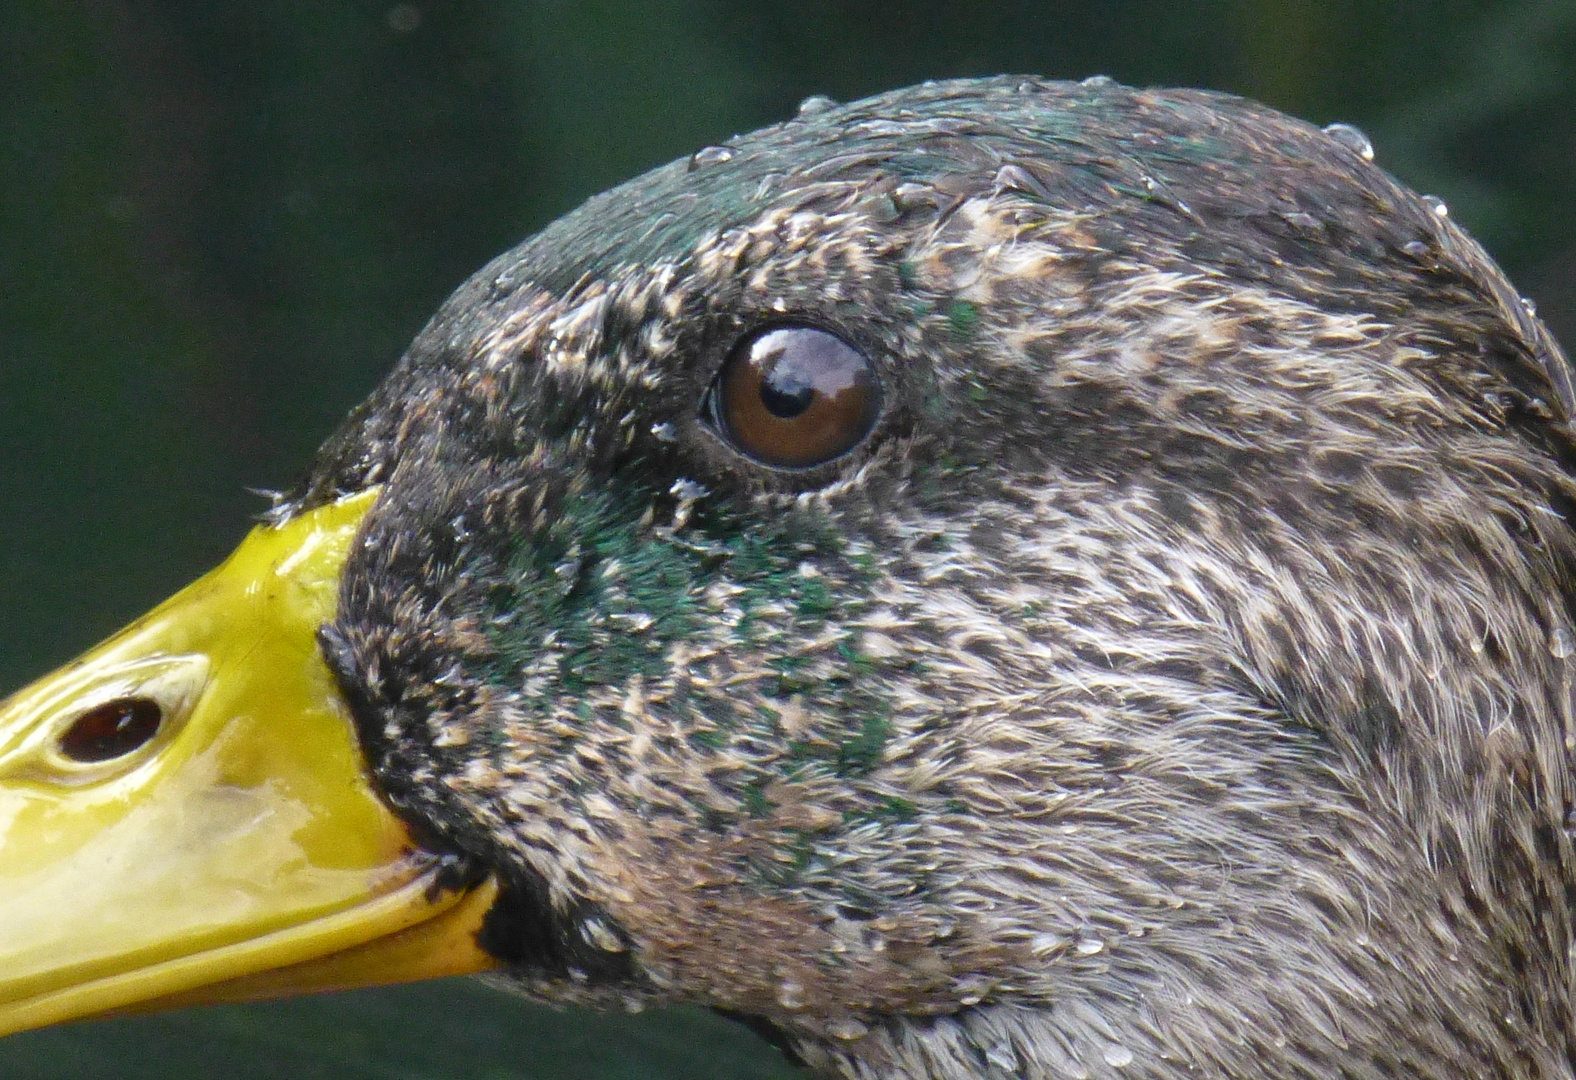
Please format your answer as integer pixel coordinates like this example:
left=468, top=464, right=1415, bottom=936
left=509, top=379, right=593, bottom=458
left=0, top=488, right=499, bottom=1038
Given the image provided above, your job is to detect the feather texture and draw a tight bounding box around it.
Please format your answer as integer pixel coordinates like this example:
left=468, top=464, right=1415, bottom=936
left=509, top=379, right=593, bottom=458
left=293, top=78, right=1576, bottom=1078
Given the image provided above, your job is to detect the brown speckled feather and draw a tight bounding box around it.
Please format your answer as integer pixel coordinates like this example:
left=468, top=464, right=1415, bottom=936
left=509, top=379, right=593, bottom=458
left=294, top=77, right=1576, bottom=1078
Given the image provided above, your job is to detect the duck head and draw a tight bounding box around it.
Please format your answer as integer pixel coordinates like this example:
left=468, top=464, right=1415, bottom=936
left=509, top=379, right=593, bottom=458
left=4, top=77, right=1575, bottom=1079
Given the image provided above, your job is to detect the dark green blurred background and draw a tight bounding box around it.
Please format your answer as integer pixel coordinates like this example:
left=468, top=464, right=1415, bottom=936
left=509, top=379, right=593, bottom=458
left=2, top=2, right=1574, bottom=1076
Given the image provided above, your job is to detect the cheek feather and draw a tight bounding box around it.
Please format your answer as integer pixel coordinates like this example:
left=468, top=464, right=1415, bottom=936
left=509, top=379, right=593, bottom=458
left=308, top=77, right=1576, bottom=1080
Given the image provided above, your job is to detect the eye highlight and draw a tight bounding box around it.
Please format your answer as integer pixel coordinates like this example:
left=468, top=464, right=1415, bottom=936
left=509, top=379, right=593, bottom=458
left=707, top=325, right=880, bottom=469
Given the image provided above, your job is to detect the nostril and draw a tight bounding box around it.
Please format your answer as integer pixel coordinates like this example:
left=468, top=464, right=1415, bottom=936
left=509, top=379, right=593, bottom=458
left=58, top=698, right=164, bottom=762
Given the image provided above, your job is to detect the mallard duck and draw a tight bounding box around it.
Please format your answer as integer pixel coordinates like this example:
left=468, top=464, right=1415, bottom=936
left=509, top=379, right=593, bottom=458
left=2, top=75, right=1573, bottom=1079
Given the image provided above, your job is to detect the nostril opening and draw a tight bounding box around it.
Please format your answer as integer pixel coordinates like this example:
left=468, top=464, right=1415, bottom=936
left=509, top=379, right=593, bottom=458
left=59, top=698, right=164, bottom=762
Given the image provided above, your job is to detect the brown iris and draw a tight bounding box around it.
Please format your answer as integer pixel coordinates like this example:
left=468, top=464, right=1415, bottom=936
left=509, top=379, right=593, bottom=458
left=710, top=326, right=880, bottom=468
left=59, top=697, right=163, bottom=763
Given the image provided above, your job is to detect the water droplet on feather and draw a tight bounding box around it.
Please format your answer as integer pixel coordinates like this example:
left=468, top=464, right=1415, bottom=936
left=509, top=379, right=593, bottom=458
left=1322, top=122, right=1375, bottom=162
left=1550, top=627, right=1574, bottom=658
left=827, top=1016, right=869, bottom=1041
left=688, top=145, right=735, bottom=171
left=993, top=162, right=1047, bottom=198
left=1424, top=194, right=1449, bottom=218
left=796, top=94, right=837, bottom=117
left=1103, top=1044, right=1135, bottom=1068
left=1031, top=932, right=1066, bottom=957
left=1081, top=74, right=1115, bottom=88
left=776, top=979, right=807, bottom=1010
left=954, top=974, right=993, bottom=1006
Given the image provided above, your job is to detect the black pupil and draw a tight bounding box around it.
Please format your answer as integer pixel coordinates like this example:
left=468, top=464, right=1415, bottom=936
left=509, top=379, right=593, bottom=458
left=759, top=369, right=816, bottom=418
left=59, top=697, right=163, bottom=762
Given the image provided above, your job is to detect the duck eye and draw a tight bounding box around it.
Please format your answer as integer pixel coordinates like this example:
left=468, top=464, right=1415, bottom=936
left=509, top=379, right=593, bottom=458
left=708, top=325, right=880, bottom=468
left=58, top=697, right=163, bottom=763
